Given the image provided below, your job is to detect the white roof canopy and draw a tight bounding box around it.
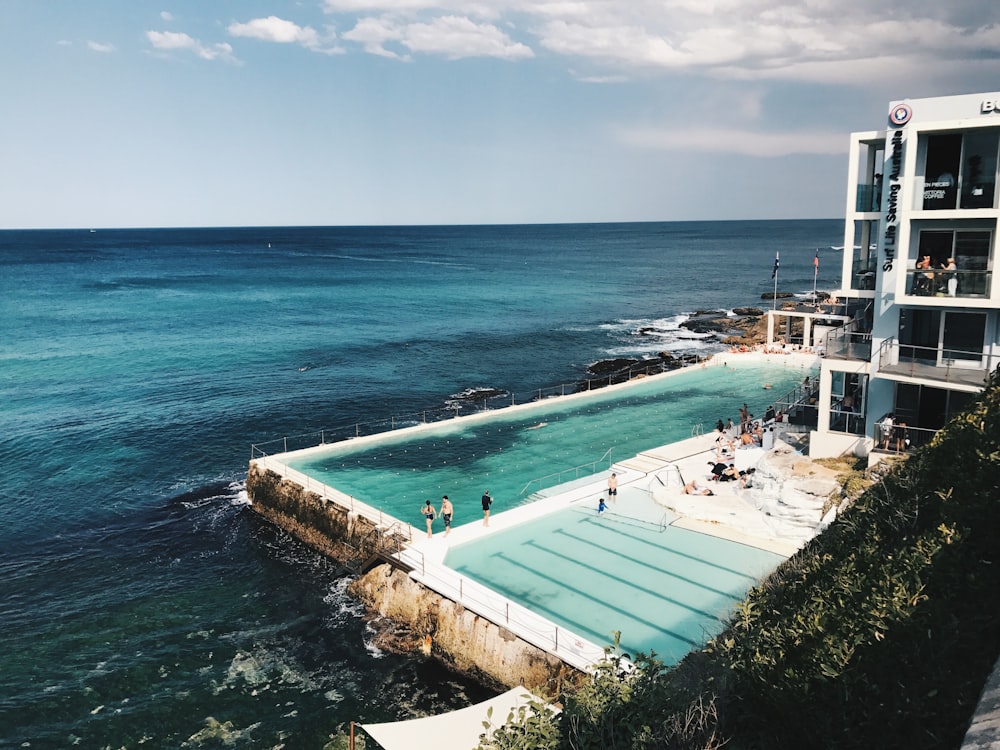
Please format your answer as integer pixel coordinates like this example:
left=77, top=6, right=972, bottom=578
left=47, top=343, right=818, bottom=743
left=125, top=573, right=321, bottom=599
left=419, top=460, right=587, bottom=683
left=359, top=687, right=554, bottom=750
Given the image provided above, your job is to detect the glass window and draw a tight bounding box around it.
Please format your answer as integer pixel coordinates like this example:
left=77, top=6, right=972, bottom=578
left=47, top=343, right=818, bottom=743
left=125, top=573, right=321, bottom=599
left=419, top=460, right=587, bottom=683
left=960, top=131, right=999, bottom=209
left=923, top=134, right=962, bottom=209
left=943, top=312, right=986, bottom=362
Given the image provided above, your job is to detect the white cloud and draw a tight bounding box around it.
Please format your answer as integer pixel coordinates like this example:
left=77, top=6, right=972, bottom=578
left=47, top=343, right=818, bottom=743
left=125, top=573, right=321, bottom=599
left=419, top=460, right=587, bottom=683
left=341, top=13, right=531, bottom=59
left=146, top=30, right=239, bottom=63
left=341, top=17, right=407, bottom=58
left=160, top=11, right=173, bottom=22
left=619, top=125, right=848, bottom=157
left=228, top=16, right=323, bottom=48
left=87, top=41, right=116, bottom=53
left=402, top=16, right=533, bottom=59
left=317, top=0, right=1000, bottom=89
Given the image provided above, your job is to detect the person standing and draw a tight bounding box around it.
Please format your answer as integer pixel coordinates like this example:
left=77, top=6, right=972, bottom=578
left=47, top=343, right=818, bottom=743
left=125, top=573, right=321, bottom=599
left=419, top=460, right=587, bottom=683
left=421, top=500, right=435, bottom=538
left=439, top=495, right=453, bottom=537
left=607, top=473, right=618, bottom=503
left=879, top=413, right=894, bottom=450
left=481, top=490, right=492, bottom=527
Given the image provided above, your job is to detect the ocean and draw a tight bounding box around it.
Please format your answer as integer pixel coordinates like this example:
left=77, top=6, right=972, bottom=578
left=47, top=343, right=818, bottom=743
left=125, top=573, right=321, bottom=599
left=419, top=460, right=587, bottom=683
left=0, top=221, right=840, bottom=748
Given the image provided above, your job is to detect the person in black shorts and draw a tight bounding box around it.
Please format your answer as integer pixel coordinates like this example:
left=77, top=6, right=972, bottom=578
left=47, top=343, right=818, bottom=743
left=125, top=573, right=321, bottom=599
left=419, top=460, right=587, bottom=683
left=608, top=473, right=618, bottom=502
left=481, top=490, right=492, bottom=527
left=439, top=495, right=453, bottom=537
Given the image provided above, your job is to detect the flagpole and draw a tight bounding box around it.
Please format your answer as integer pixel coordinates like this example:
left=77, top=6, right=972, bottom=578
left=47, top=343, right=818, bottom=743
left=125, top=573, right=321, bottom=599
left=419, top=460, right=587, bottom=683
left=772, top=251, right=779, bottom=311
left=813, top=249, right=819, bottom=300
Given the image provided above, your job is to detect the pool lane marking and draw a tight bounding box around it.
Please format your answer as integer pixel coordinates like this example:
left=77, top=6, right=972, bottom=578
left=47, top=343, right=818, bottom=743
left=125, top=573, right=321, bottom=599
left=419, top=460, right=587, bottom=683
left=480, top=551, right=704, bottom=648
left=554, top=520, right=766, bottom=584
left=529, top=534, right=745, bottom=607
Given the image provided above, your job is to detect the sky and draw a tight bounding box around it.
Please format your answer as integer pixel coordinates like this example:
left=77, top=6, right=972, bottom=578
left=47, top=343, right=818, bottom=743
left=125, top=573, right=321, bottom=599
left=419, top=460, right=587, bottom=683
left=2, top=1, right=1000, bottom=228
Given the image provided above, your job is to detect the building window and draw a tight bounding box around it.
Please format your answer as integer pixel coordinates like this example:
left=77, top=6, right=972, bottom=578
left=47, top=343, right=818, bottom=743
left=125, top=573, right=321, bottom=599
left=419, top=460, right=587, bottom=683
left=828, top=371, right=867, bottom=435
left=922, top=130, right=999, bottom=210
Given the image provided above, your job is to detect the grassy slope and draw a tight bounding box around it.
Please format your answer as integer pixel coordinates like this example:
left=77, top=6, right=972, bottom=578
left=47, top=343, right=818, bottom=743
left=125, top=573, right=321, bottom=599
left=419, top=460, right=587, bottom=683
left=692, top=370, right=1000, bottom=749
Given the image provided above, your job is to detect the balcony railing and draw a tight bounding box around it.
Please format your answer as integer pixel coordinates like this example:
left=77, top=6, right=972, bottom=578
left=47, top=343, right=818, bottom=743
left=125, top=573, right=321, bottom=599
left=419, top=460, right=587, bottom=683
left=824, top=327, right=872, bottom=361
left=851, top=255, right=878, bottom=291
left=904, top=268, right=992, bottom=297
left=875, top=338, right=994, bottom=388
left=855, top=183, right=881, bottom=212
left=870, top=420, right=938, bottom=454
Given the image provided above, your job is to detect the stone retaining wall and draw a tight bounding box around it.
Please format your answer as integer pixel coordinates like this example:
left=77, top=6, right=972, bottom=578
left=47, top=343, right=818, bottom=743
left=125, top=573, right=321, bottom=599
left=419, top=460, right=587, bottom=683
left=246, top=463, right=578, bottom=691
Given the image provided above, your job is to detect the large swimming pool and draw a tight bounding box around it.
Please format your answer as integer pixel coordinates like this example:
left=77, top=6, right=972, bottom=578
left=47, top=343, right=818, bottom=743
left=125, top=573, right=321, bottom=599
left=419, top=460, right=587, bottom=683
left=287, top=359, right=812, bottom=526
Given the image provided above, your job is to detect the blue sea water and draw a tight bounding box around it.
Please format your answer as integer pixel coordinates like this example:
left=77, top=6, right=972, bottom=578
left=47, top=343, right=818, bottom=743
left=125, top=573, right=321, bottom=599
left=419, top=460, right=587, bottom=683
left=0, top=221, right=840, bottom=748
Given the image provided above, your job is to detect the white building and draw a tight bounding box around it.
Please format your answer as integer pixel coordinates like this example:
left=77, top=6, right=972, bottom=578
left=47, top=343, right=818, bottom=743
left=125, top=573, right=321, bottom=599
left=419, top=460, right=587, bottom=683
left=774, top=92, right=1000, bottom=459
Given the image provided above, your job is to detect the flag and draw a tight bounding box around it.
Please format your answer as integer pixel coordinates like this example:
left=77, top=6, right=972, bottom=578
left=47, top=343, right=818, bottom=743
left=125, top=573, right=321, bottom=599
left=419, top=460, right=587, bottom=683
left=814, top=249, right=819, bottom=269
left=771, top=252, right=780, bottom=279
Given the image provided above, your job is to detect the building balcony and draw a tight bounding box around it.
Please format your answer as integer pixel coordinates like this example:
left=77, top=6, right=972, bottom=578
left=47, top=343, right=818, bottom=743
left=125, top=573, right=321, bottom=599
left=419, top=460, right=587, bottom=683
left=874, top=339, right=994, bottom=388
left=824, top=329, right=872, bottom=361
left=869, top=420, right=937, bottom=454
left=855, top=183, right=881, bottom=212
left=904, top=268, right=991, bottom=298
left=851, top=255, right=877, bottom=291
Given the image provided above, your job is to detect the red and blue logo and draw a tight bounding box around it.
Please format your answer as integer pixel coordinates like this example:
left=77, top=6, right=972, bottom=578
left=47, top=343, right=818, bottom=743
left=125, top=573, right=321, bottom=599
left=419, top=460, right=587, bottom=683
left=889, top=103, right=912, bottom=126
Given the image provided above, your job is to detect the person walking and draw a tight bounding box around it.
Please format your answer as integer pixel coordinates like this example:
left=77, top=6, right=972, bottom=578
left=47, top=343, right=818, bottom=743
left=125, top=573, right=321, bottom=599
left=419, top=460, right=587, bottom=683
left=481, top=489, right=493, bottom=527
left=420, top=500, right=435, bottom=538
left=439, top=495, right=453, bottom=537
left=607, top=473, right=618, bottom=503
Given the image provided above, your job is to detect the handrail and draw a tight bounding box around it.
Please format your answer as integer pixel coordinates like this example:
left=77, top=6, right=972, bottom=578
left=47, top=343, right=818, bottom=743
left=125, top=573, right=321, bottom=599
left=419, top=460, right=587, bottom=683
left=250, top=356, right=714, bottom=459
left=874, top=337, right=995, bottom=386
left=394, top=539, right=608, bottom=673
left=518, top=447, right=615, bottom=497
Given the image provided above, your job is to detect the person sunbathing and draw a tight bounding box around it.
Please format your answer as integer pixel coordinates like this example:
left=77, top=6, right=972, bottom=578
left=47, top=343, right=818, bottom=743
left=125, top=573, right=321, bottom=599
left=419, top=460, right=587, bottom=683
left=684, top=479, right=714, bottom=496
left=720, top=464, right=740, bottom=482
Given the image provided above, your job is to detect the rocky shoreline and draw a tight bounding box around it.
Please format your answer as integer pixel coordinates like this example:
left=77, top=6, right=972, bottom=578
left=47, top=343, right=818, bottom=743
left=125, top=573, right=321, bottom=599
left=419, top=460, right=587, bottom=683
left=585, top=307, right=770, bottom=385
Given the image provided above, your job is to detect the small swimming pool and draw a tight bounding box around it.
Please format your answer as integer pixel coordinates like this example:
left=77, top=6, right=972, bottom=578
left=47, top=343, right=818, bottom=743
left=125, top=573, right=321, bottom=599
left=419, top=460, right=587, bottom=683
left=287, top=360, right=810, bottom=525
left=444, top=490, right=784, bottom=661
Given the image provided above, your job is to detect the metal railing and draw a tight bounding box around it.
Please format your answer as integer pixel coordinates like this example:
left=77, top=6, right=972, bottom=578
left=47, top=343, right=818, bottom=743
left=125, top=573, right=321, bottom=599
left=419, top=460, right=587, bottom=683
left=870, top=419, right=938, bottom=454
left=874, top=338, right=994, bottom=388
left=250, top=355, right=713, bottom=459
left=770, top=376, right=820, bottom=426
left=828, top=406, right=865, bottom=436
left=904, top=268, right=992, bottom=297
left=856, top=183, right=881, bottom=212
left=252, top=455, right=417, bottom=534
left=398, top=542, right=612, bottom=673
left=851, top=254, right=878, bottom=291
left=824, top=328, right=872, bottom=361
left=519, top=447, right=615, bottom=498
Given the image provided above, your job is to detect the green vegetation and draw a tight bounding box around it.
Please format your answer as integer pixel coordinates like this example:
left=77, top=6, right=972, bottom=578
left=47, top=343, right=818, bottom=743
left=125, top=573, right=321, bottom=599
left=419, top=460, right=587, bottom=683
left=481, top=371, right=1000, bottom=749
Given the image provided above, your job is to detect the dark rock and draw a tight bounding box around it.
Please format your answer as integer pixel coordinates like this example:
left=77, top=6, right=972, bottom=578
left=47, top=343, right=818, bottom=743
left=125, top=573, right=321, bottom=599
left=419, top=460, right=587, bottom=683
left=448, top=387, right=508, bottom=402
left=761, top=292, right=795, bottom=300
left=587, top=358, right=641, bottom=375
left=733, top=307, right=764, bottom=316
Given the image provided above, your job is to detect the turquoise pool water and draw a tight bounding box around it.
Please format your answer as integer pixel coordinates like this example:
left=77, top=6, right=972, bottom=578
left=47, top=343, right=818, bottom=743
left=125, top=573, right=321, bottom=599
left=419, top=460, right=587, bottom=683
left=444, top=494, right=785, bottom=661
left=287, top=360, right=812, bottom=525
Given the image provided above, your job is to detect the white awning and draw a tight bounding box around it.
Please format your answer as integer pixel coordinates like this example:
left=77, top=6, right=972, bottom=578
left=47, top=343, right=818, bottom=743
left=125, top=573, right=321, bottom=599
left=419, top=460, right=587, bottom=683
left=359, top=687, right=555, bottom=750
